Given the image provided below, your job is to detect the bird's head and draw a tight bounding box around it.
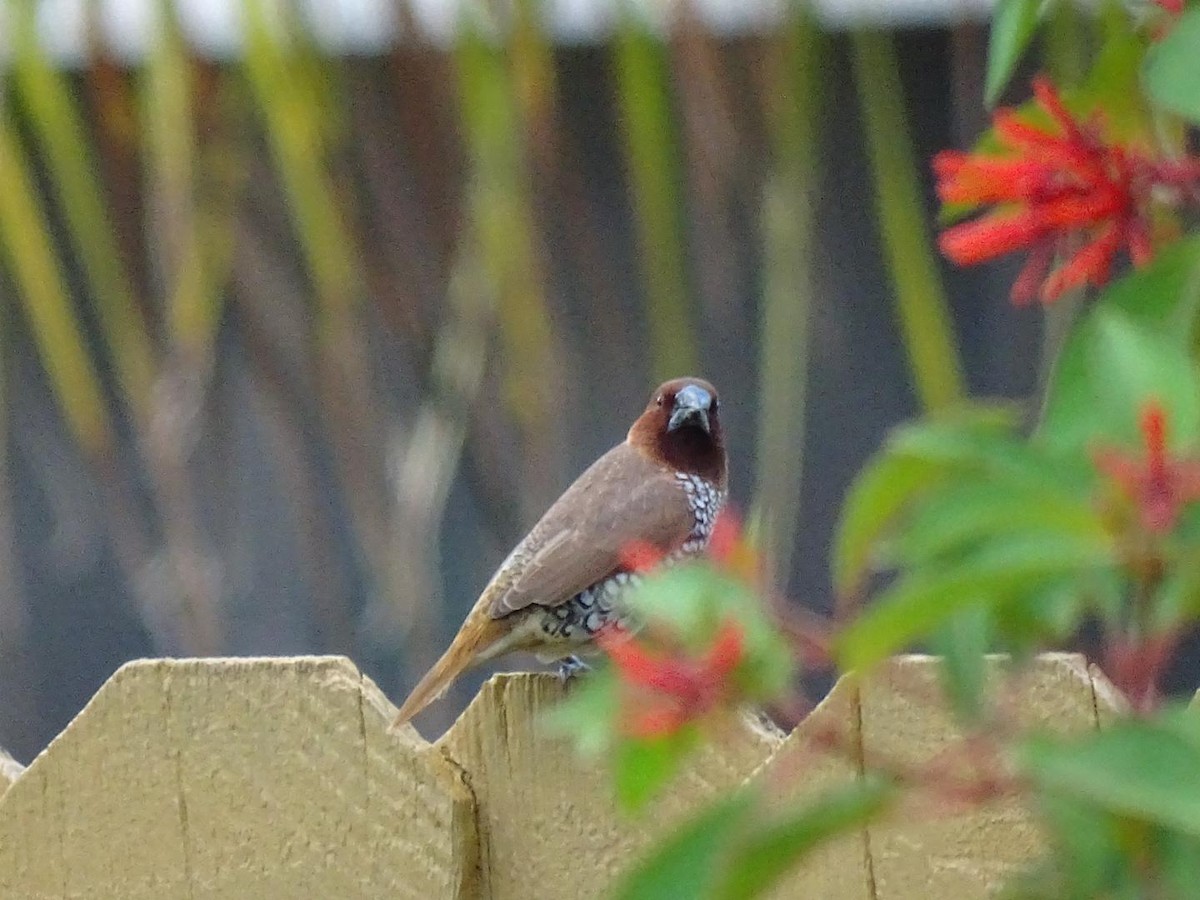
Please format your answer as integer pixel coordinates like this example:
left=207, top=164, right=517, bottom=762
left=628, top=377, right=726, bottom=485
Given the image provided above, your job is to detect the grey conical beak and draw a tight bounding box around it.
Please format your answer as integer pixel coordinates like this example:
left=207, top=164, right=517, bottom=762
left=668, top=384, right=712, bottom=434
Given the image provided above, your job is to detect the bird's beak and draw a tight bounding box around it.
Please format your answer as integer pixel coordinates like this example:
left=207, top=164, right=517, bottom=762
left=668, top=385, right=712, bottom=434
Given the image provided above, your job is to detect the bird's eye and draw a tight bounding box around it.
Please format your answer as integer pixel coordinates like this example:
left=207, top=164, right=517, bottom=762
left=712, top=398, right=719, bottom=412
left=656, top=395, right=664, bottom=406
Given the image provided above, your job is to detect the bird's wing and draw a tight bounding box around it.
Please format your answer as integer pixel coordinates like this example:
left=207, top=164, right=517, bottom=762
left=485, top=443, right=693, bottom=618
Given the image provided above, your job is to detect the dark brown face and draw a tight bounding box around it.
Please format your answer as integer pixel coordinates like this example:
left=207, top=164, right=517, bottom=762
left=629, top=377, right=726, bottom=485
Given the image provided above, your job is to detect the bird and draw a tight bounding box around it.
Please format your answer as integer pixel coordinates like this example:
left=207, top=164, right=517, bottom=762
left=391, top=376, right=728, bottom=728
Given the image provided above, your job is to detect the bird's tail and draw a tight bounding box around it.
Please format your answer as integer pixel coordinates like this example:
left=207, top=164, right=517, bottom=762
left=391, top=614, right=506, bottom=729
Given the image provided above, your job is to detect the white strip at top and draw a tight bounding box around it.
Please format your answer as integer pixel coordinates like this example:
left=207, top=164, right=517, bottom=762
left=0, top=0, right=997, bottom=66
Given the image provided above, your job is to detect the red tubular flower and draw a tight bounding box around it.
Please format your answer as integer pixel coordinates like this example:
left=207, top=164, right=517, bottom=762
left=620, top=540, right=667, bottom=574
left=598, top=620, right=745, bottom=739
left=935, top=76, right=1197, bottom=305
left=1093, top=403, right=1200, bottom=533
left=707, top=509, right=764, bottom=587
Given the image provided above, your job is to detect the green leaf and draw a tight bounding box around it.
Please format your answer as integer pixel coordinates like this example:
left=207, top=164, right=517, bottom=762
left=1039, top=303, right=1200, bottom=452
left=1098, top=235, right=1200, bottom=331
left=1022, top=714, right=1200, bottom=838
left=1144, top=8, right=1200, bottom=126
left=1071, top=25, right=1151, bottom=142
left=885, top=480, right=1102, bottom=570
left=1038, top=238, right=1200, bottom=453
left=986, top=0, right=1047, bottom=107
left=543, top=670, right=621, bottom=756
left=614, top=731, right=699, bottom=813
left=614, top=792, right=753, bottom=900
left=930, top=605, right=991, bottom=723
left=1151, top=559, right=1200, bottom=633
left=1089, top=307, right=1200, bottom=445
left=838, top=533, right=1113, bottom=671
left=712, top=777, right=894, bottom=900
left=832, top=407, right=1017, bottom=592
left=832, top=453, right=942, bottom=595
left=887, top=412, right=1086, bottom=494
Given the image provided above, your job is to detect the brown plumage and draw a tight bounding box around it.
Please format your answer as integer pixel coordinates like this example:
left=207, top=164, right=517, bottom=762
left=391, top=377, right=727, bottom=728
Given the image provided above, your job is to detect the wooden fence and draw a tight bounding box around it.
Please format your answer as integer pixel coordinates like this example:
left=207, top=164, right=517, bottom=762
left=0, top=653, right=1126, bottom=899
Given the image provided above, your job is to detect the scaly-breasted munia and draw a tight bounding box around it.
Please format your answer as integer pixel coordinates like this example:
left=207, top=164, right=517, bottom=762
left=391, top=377, right=727, bottom=727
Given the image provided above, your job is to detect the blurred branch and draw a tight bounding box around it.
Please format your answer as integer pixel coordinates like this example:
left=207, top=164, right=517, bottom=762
left=0, top=112, right=113, bottom=457
left=755, top=11, right=824, bottom=591
left=455, top=7, right=565, bottom=516
left=242, top=1, right=359, bottom=331
left=11, top=4, right=155, bottom=420
left=671, top=10, right=743, bottom=349
left=242, top=0, right=390, bottom=601
left=385, top=226, right=494, bottom=723
left=851, top=30, right=965, bottom=413
left=144, top=2, right=236, bottom=372
left=615, top=8, right=698, bottom=381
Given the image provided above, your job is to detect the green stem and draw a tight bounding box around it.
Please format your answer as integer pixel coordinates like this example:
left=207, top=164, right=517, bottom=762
left=755, top=11, right=823, bottom=588
left=851, top=30, right=965, bottom=413
left=614, top=10, right=697, bottom=381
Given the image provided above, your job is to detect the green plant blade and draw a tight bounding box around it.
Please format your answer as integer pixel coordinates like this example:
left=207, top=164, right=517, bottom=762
left=0, top=114, right=111, bottom=456
left=986, top=0, right=1046, bottom=107
left=1023, top=715, right=1200, bottom=838
left=837, top=532, right=1113, bottom=672
left=613, top=792, right=754, bottom=900
left=1144, top=9, right=1200, bottom=126
left=712, top=778, right=893, bottom=900
left=755, top=11, right=823, bottom=589
left=12, top=3, right=154, bottom=418
left=851, top=30, right=964, bottom=413
left=832, top=453, right=943, bottom=595
left=614, top=11, right=697, bottom=381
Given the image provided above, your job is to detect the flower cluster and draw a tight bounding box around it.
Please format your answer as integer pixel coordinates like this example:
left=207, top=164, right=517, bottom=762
left=1093, top=402, right=1200, bottom=534
left=597, top=620, right=744, bottom=738
left=600, top=510, right=763, bottom=738
left=935, top=77, right=1200, bottom=304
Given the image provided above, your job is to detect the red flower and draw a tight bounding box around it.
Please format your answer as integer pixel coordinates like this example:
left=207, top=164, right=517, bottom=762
left=935, top=76, right=1199, bottom=305
left=620, top=508, right=761, bottom=582
left=1093, top=403, right=1200, bottom=533
left=1156, top=0, right=1183, bottom=14
left=598, top=620, right=745, bottom=738
left=620, top=540, right=667, bottom=574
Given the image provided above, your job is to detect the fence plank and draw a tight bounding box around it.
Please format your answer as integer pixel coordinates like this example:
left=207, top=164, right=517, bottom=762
left=0, top=656, right=476, bottom=900
left=858, top=653, right=1119, bottom=900
left=756, top=671, right=874, bottom=900
left=437, top=673, right=781, bottom=900
left=0, top=653, right=1137, bottom=898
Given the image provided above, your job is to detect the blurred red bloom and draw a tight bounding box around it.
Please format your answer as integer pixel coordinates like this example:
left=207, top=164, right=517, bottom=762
left=1093, top=403, right=1200, bottom=533
left=707, top=509, right=765, bottom=587
left=598, top=620, right=745, bottom=738
left=620, top=508, right=762, bottom=584
left=935, top=76, right=1200, bottom=305
left=619, top=539, right=667, bottom=574
left=1156, top=0, right=1183, bottom=14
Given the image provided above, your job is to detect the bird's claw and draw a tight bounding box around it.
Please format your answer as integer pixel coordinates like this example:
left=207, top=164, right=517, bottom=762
left=556, top=655, right=591, bottom=683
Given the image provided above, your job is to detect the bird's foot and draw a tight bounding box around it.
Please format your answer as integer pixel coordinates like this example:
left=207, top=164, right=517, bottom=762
left=556, top=655, right=591, bottom=683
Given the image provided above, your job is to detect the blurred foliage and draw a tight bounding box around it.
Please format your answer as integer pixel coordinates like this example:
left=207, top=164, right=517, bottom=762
left=556, top=2, right=1200, bottom=899
left=4, top=0, right=952, bottom=747
left=9, top=0, right=1200, bottom=897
